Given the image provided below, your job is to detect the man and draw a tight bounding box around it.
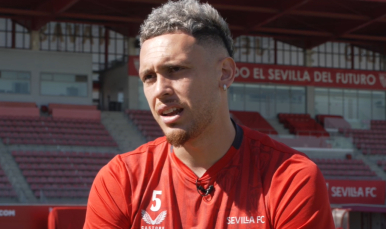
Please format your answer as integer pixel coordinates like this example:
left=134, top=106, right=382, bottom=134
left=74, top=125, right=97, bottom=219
left=84, top=0, right=335, bottom=228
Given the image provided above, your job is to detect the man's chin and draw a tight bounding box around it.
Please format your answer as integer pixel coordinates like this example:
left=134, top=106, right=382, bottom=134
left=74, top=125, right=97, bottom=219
left=165, top=129, right=190, bottom=147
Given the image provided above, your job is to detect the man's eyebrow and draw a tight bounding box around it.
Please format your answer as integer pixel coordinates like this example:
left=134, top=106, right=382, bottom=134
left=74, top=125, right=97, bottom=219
left=139, top=61, right=191, bottom=76
left=162, top=60, right=192, bottom=68
left=162, top=63, right=188, bottom=69
left=139, top=68, right=153, bottom=77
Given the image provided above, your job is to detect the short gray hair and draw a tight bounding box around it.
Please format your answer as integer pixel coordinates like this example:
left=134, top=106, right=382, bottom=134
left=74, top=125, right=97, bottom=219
left=139, top=0, right=233, bottom=57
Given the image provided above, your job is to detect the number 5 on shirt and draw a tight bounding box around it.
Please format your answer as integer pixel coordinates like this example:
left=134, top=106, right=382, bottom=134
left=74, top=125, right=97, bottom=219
left=150, top=190, right=162, bottom=211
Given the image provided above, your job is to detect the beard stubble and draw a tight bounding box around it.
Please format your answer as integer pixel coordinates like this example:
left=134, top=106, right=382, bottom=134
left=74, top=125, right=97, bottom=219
left=164, top=98, right=217, bottom=147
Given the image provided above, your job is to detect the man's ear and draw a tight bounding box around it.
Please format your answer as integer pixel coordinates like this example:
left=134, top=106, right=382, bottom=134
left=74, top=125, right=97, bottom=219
left=219, top=57, right=236, bottom=90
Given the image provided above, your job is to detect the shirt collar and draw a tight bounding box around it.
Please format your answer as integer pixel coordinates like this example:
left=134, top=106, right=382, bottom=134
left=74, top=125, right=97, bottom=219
left=169, top=118, right=243, bottom=152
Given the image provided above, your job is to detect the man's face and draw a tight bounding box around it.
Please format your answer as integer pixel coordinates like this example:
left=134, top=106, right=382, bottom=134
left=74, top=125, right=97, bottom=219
left=139, top=33, right=222, bottom=146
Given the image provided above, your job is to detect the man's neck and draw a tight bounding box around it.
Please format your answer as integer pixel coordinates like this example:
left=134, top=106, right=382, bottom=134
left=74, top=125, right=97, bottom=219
left=173, top=115, right=236, bottom=178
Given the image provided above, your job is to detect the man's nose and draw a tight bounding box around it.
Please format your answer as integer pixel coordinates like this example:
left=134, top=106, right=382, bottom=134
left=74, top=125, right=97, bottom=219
left=154, top=74, right=173, bottom=98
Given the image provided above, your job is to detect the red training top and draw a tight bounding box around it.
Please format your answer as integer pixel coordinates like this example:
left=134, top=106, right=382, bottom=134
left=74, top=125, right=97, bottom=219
left=84, top=124, right=335, bottom=229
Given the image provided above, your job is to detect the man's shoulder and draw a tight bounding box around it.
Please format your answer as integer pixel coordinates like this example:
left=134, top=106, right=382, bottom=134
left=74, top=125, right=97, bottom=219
left=240, top=125, right=317, bottom=175
left=241, top=125, right=309, bottom=159
left=120, top=136, right=169, bottom=158
left=100, top=136, right=169, bottom=177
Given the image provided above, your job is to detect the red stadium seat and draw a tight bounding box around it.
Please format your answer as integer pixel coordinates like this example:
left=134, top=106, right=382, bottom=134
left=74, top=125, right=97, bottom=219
left=312, top=158, right=379, bottom=180
left=278, top=113, right=329, bottom=137
left=0, top=116, right=117, bottom=147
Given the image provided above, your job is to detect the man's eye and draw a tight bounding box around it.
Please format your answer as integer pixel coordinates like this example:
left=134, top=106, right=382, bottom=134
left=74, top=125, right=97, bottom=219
left=143, top=75, right=155, bottom=82
left=169, top=66, right=183, bottom=72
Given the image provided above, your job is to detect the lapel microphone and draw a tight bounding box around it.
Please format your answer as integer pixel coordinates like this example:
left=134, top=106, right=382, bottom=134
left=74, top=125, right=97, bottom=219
left=196, top=179, right=214, bottom=197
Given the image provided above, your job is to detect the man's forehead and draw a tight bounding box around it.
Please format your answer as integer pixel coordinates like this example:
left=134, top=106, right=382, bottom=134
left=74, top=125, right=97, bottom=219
left=141, top=33, right=196, bottom=53
left=140, top=43, right=173, bottom=61
left=139, top=33, right=201, bottom=66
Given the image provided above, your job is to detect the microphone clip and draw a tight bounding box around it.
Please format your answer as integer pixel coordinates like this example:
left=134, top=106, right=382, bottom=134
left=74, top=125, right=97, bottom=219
left=196, top=180, right=214, bottom=197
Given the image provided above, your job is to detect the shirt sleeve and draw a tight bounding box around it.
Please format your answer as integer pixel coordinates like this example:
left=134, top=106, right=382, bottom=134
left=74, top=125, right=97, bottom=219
left=83, top=155, right=132, bottom=229
left=267, top=155, right=335, bottom=229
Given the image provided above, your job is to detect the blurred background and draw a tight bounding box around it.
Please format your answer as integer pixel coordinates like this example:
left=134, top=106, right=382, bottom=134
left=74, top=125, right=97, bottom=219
left=0, top=0, right=385, bottom=228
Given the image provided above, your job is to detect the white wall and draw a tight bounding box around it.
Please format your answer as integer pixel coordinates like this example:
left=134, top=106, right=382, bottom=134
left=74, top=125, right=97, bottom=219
left=128, top=76, right=140, bottom=110
left=307, top=86, right=315, bottom=117
left=100, top=64, right=128, bottom=111
left=100, top=65, right=141, bottom=111
left=0, top=48, right=93, bottom=107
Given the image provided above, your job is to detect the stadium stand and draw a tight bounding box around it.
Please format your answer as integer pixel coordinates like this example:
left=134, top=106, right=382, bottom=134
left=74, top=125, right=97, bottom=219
left=316, top=115, right=352, bottom=130
left=52, top=108, right=101, bottom=120
left=316, top=115, right=343, bottom=126
left=278, top=113, right=329, bottom=137
left=0, top=102, right=37, bottom=107
left=0, top=107, right=40, bottom=118
left=340, top=120, right=386, bottom=155
left=371, top=120, right=386, bottom=130
left=12, top=150, right=115, bottom=199
left=48, top=104, right=100, bottom=120
left=270, top=135, right=330, bottom=148
left=126, top=109, right=163, bottom=141
left=0, top=165, right=17, bottom=199
left=0, top=102, right=40, bottom=119
left=230, top=111, right=278, bottom=135
left=377, top=160, right=386, bottom=172
left=312, top=158, right=379, bottom=180
left=0, top=116, right=117, bottom=147
left=48, top=104, right=97, bottom=114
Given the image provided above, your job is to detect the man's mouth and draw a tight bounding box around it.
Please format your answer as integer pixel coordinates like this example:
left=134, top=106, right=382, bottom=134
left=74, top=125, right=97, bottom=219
left=158, top=106, right=184, bottom=125
left=161, top=108, right=183, bottom=116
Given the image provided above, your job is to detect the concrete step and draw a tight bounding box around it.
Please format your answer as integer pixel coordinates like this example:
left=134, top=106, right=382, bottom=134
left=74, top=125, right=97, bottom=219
left=6, top=145, right=120, bottom=154
left=0, top=142, right=38, bottom=203
left=101, top=111, right=146, bottom=153
left=266, top=118, right=291, bottom=135
left=354, top=149, right=386, bottom=180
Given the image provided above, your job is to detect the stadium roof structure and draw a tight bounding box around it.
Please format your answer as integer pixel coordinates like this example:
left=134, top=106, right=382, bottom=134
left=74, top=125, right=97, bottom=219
left=1, top=0, right=386, bottom=53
